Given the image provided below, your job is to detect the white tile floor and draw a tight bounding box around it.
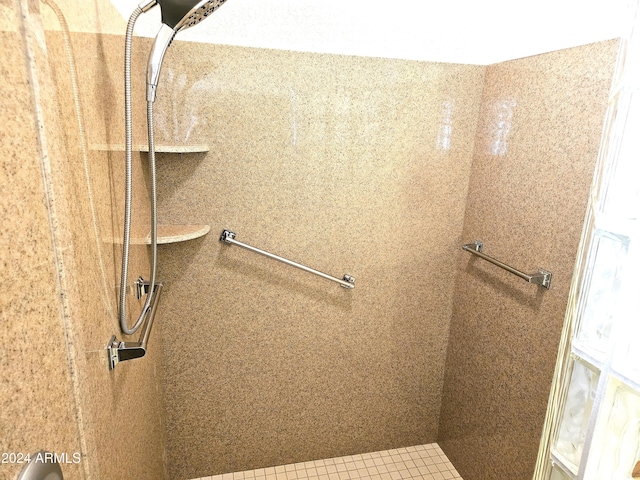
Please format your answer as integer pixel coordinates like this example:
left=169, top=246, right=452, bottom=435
left=191, top=443, right=463, bottom=480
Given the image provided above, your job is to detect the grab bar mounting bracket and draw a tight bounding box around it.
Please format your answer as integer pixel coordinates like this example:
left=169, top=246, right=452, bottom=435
left=466, top=239, right=483, bottom=253
left=220, top=229, right=235, bottom=243
left=531, top=269, right=553, bottom=289
left=341, top=275, right=355, bottom=288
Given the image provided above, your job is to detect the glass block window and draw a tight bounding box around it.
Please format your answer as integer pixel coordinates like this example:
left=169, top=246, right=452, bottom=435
left=552, top=357, right=600, bottom=473
left=534, top=2, right=640, bottom=479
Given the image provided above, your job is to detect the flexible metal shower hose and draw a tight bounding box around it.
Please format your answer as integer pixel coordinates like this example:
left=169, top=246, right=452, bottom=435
left=40, top=0, right=118, bottom=326
left=119, top=6, right=158, bottom=335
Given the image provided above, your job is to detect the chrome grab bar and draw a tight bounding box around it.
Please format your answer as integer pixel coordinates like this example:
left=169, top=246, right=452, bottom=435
left=462, top=240, right=552, bottom=289
left=107, top=282, right=163, bottom=369
left=220, top=229, right=355, bottom=289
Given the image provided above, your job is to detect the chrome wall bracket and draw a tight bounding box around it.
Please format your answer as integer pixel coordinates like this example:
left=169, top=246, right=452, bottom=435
left=108, top=282, right=163, bottom=370
left=17, top=451, right=63, bottom=480
left=341, top=275, right=356, bottom=288
left=135, top=276, right=150, bottom=299
left=221, top=229, right=236, bottom=243
left=462, top=240, right=552, bottom=289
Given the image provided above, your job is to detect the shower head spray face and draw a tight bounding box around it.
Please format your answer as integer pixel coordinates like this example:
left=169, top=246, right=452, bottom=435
left=158, top=0, right=229, bottom=32
left=146, top=0, right=229, bottom=101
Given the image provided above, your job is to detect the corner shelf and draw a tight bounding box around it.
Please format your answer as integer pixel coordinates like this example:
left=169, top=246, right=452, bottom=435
left=110, top=225, right=210, bottom=245
left=91, top=144, right=209, bottom=153
left=154, top=224, right=210, bottom=244
left=94, top=143, right=209, bottom=245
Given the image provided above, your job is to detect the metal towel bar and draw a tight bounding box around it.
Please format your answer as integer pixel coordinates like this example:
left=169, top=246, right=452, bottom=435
left=107, top=281, right=163, bottom=369
left=462, top=240, right=552, bottom=289
left=220, top=229, right=355, bottom=289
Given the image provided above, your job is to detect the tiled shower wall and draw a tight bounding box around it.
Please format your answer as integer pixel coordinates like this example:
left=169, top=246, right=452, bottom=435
left=154, top=44, right=485, bottom=479
left=1, top=1, right=165, bottom=479
left=44, top=28, right=167, bottom=478
left=154, top=39, right=618, bottom=480
left=0, top=10, right=83, bottom=480
left=438, top=40, right=619, bottom=480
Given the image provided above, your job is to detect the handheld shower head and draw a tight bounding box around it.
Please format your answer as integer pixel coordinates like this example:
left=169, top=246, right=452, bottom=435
left=158, top=0, right=229, bottom=33
left=145, top=0, right=229, bottom=101
left=119, top=0, right=230, bottom=336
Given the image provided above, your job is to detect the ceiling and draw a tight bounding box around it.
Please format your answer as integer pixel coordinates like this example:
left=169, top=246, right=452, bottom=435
left=109, top=0, right=628, bottom=65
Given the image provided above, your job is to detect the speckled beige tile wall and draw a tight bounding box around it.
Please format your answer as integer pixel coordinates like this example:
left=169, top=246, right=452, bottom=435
left=41, top=27, right=167, bottom=480
left=153, top=43, right=485, bottom=479
left=2, top=0, right=166, bottom=478
left=5, top=3, right=619, bottom=480
left=438, top=40, right=619, bottom=480
left=0, top=16, right=83, bottom=480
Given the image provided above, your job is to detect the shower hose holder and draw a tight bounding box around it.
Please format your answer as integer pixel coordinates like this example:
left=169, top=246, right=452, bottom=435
left=108, top=280, right=163, bottom=370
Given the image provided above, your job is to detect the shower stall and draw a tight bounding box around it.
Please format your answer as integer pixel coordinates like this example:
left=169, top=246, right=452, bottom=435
left=1, top=1, right=630, bottom=480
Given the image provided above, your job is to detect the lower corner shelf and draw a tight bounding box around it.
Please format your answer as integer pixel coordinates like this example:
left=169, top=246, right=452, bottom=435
left=108, top=225, right=210, bottom=245
left=153, top=225, right=210, bottom=244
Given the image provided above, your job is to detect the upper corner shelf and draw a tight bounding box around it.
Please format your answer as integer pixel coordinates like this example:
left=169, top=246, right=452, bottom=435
left=91, top=144, right=209, bottom=153
left=138, top=145, right=209, bottom=153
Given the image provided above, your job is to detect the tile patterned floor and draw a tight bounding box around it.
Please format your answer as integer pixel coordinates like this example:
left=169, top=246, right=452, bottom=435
left=192, top=443, right=463, bottom=480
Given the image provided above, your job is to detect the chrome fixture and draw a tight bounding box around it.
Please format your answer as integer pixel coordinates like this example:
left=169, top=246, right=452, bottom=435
left=118, top=0, right=230, bottom=341
left=462, top=240, right=552, bottom=289
left=109, top=282, right=163, bottom=370
left=17, top=451, right=63, bottom=480
left=220, top=230, right=356, bottom=289
left=146, top=0, right=230, bottom=102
